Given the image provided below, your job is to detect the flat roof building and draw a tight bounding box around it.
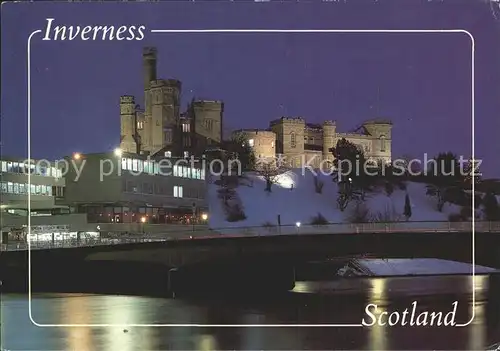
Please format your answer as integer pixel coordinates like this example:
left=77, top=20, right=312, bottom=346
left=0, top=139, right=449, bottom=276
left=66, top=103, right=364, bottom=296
left=59, top=151, right=207, bottom=224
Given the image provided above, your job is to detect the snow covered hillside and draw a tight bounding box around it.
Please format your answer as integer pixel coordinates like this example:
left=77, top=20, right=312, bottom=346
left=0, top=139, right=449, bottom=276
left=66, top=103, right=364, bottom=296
left=208, top=169, right=462, bottom=229
left=207, top=169, right=497, bottom=276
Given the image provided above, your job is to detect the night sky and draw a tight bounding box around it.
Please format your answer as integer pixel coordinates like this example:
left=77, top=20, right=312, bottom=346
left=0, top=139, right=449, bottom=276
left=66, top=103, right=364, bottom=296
left=1, top=0, right=499, bottom=177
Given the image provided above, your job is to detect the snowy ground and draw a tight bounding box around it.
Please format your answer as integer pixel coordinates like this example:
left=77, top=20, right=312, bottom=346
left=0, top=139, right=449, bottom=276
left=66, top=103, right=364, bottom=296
left=357, top=258, right=496, bottom=275
left=208, top=169, right=461, bottom=229
left=207, top=169, right=494, bottom=276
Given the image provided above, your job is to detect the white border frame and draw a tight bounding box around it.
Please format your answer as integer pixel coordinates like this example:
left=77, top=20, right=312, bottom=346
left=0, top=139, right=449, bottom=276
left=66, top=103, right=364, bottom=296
left=27, top=28, right=475, bottom=328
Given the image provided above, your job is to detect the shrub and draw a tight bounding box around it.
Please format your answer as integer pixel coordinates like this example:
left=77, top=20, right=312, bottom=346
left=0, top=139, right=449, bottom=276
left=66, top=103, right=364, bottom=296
left=349, top=202, right=370, bottom=223
left=313, top=176, right=325, bottom=194
left=385, top=182, right=394, bottom=196
left=371, top=207, right=398, bottom=223
left=262, top=221, right=278, bottom=233
left=483, top=192, right=500, bottom=221
left=226, top=204, right=247, bottom=222
left=310, top=213, right=329, bottom=225
left=403, top=193, right=412, bottom=220
left=460, top=206, right=472, bottom=220
left=227, top=211, right=247, bottom=222
left=448, top=213, right=464, bottom=222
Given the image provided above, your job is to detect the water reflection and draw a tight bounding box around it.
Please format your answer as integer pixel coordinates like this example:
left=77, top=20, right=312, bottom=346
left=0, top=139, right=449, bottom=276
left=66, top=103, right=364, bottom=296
left=3, top=275, right=500, bottom=350
left=367, top=278, right=388, bottom=350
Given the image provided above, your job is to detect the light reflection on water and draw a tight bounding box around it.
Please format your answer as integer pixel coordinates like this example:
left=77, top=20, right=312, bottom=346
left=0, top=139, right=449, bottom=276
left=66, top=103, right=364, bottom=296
left=3, top=275, right=500, bottom=350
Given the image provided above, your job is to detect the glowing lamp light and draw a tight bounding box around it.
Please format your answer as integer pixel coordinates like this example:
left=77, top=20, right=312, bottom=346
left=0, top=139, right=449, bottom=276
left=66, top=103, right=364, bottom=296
left=296, top=222, right=301, bottom=228
left=140, top=216, right=147, bottom=223
left=201, top=213, right=208, bottom=221
left=114, top=148, right=122, bottom=156
left=73, top=152, right=81, bottom=160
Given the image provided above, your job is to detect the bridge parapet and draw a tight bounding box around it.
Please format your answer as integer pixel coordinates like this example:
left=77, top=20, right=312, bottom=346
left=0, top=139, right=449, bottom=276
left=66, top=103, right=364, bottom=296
left=213, top=221, right=500, bottom=236
left=3, top=221, right=500, bottom=252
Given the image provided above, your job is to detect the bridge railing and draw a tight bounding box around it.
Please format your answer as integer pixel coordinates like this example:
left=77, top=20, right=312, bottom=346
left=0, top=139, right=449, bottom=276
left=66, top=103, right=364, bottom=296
left=3, top=221, right=500, bottom=251
left=212, top=221, right=500, bottom=237
left=1, top=237, right=168, bottom=252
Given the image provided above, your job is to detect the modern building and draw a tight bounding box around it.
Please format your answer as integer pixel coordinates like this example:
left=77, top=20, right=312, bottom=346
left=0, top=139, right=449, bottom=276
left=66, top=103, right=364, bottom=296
left=120, top=47, right=224, bottom=158
left=0, top=156, right=66, bottom=215
left=234, top=118, right=392, bottom=168
left=59, top=151, right=207, bottom=224
left=0, top=156, right=90, bottom=240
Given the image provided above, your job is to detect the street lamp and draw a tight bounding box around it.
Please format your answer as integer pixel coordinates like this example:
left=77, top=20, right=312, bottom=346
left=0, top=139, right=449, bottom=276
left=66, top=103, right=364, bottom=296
left=140, top=216, right=146, bottom=234
left=201, top=213, right=208, bottom=221
left=114, top=148, right=122, bottom=157
left=73, top=152, right=81, bottom=160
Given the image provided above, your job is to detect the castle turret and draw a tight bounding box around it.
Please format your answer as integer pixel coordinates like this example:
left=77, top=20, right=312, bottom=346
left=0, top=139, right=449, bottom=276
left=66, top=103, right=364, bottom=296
left=362, top=119, right=393, bottom=164
left=322, top=120, right=336, bottom=166
left=191, top=100, right=224, bottom=144
left=149, top=79, right=182, bottom=153
left=119, top=95, right=139, bottom=154
left=143, top=47, right=157, bottom=92
left=269, top=117, right=305, bottom=168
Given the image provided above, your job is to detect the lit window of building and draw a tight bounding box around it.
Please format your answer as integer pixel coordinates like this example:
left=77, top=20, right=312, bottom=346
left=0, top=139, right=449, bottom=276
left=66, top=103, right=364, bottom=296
left=173, top=185, right=183, bottom=198
left=380, top=136, right=386, bottom=152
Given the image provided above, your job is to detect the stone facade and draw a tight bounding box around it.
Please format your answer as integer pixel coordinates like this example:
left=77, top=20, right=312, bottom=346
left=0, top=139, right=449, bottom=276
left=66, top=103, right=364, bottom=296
left=120, top=47, right=223, bottom=157
left=251, top=117, right=392, bottom=168
left=232, top=130, right=277, bottom=161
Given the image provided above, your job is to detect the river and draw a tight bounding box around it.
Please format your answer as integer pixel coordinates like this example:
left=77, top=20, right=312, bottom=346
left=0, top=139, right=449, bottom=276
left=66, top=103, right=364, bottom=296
left=3, top=275, right=500, bottom=350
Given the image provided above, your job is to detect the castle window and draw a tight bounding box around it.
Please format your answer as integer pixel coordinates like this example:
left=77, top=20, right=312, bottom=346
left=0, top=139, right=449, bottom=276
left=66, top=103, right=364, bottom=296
left=248, top=139, right=254, bottom=147
left=183, top=136, right=191, bottom=147
left=271, top=141, right=275, bottom=148
left=182, top=123, right=190, bottom=133
left=204, top=119, right=214, bottom=131
left=164, top=151, right=172, bottom=158
left=380, top=136, right=386, bottom=152
left=137, top=121, right=144, bottom=130
left=290, top=132, right=297, bottom=148
left=163, top=128, right=173, bottom=145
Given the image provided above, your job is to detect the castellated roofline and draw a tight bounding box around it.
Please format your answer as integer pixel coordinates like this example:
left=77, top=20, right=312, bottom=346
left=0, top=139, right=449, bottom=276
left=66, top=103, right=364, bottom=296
left=336, top=132, right=376, bottom=139
left=232, top=129, right=276, bottom=136
left=149, top=79, right=182, bottom=88
left=192, top=99, right=224, bottom=105
left=363, top=118, right=393, bottom=125
left=269, top=116, right=306, bottom=126
left=120, top=95, right=135, bottom=103
left=143, top=47, right=157, bottom=56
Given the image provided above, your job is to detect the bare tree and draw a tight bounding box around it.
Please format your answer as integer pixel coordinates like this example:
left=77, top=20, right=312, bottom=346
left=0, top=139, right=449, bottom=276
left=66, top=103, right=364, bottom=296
left=257, top=162, right=280, bottom=192
left=255, top=160, right=291, bottom=193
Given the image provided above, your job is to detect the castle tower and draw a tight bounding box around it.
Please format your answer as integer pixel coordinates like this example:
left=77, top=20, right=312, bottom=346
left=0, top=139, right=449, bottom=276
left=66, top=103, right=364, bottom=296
left=141, top=47, right=158, bottom=153
left=270, top=117, right=305, bottom=168
left=322, top=120, right=336, bottom=166
left=149, top=79, right=182, bottom=154
left=362, top=119, right=393, bottom=164
left=191, top=100, right=224, bottom=144
left=119, top=95, right=139, bottom=153
left=143, top=47, right=157, bottom=92
left=232, top=129, right=276, bottom=162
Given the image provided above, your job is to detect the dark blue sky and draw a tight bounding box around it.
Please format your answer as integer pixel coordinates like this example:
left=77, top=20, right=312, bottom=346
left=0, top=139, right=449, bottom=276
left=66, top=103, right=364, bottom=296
left=1, top=0, right=499, bottom=177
